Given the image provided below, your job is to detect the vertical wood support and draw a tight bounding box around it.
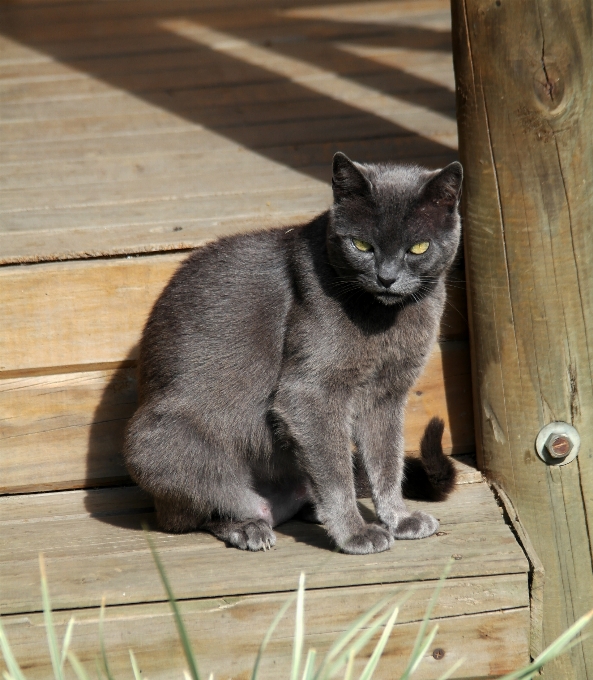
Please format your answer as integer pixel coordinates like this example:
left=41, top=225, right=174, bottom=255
left=450, top=1, right=593, bottom=677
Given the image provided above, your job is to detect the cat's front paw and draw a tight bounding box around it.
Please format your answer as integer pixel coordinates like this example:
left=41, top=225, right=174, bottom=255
left=340, top=523, right=394, bottom=555
left=228, top=519, right=277, bottom=551
left=391, top=511, right=439, bottom=539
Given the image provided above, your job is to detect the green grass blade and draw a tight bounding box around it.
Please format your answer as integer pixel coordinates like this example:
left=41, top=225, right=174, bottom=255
left=0, top=619, right=26, bottom=680
left=323, top=601, right=406, bottom=680
left=496, top=608, right=593, bottom=680
left=313, top=589, right=411, bottom=680
left=67, top=651, right=92, bottom=680
left=301, top=649, right=317, bottom=680
left=60, top=618, right=75, bottom=669
left=342, top=649, right=356, bottom=680
left=3, top=672, right=16, bottom=680
left=435, top=657, right=465, bottom=680
left=99, top=598, right=115, bottom=680
left=406, top=624, right=438, bottom=677
left=291, top=573, right=306, bottom=680
left=145, top=528, right=201, bottom=680
left=39, top=554, right=63, bottom=680
left=399, top=560, right=452, bottom=680
left=129, top=650, right=142, bottom=680
left=358, top=605, right=400, bottom=680
left=251, top=593, right=297, bottom=680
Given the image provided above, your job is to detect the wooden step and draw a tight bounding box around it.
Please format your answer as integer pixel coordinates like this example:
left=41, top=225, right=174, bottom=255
left=0, top=253, right=472, bottom=493
left=0, top=472, right=530, bottom=679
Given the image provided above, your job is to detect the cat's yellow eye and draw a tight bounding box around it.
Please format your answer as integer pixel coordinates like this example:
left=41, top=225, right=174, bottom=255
left=352, top=238, right=372, bottom=252
left=409, top=241, right=430, bottom=255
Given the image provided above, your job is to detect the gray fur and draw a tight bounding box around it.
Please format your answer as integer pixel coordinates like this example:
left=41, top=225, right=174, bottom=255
left=123, top=152, right=463, bottom=554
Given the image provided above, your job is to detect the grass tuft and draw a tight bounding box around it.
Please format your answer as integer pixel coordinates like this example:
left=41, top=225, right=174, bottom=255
left=0, top=544, right=591, bottom=680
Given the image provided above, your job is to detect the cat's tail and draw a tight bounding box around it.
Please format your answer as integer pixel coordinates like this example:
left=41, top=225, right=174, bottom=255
left=402, top=417, right=457, bottom=501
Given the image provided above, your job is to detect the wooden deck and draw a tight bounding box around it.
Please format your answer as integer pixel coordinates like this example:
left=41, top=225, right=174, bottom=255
left=0, top=0, right=457, bottom=264
left=0, top=1, right=532, bottom=678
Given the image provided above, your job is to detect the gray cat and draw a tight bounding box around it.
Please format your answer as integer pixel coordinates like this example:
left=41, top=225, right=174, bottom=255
left=123, top=152, right=462, bottom=555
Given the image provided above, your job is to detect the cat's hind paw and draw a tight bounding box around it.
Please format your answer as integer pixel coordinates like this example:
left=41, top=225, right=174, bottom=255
left=229, top=519, right=277, bottom=551
left=340, top=524, right=394, bottom=555
left=208, top=518, right=277, bottom=551
left=391, top=511, right=439, bottom=540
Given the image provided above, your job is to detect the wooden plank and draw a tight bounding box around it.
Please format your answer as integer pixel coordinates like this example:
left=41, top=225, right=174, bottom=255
left=451, top=0, right=593, bottom=677
left=0, top=481, right=528, bottom=615
left=0, top=38, right=456, bottom=96
left=0, top=461, right=483, bottom=524
left=0, top=93, right=452, bottom=150
left=0, top=584, right=529, bottom=679
left=0, top=253, right=183, bottom=374
left=0, top=1, right=452, bottom=46
left=0, top=162, right=326, bottom=215
left=0, top=252, right=467, bottom=375
left=0, top=340, right=472, bottom=493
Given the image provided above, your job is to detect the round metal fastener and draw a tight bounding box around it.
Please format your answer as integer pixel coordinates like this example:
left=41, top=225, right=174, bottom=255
left=545, top=433, right=573, bottom=458
left=535, top=422, right=580, bottom=466
left=432, top=648, right=445, bottom=660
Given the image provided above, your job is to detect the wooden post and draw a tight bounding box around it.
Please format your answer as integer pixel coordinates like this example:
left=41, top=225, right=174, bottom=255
left=451, top=1, right=593, bottom=677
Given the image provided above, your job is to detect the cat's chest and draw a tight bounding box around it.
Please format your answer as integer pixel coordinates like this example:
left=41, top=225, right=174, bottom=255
left=285, top=298, right=437, bottom=386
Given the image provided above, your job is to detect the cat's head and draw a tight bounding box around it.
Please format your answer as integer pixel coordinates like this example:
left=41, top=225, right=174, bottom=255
left=327, top=152, right=462, bottom=306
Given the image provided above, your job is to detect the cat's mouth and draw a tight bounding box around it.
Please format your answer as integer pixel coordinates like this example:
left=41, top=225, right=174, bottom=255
left=374, top=290, right=406, bottom=306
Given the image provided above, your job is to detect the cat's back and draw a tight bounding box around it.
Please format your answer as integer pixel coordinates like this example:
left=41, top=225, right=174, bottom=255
left=139, top=228, right=297, bottom=395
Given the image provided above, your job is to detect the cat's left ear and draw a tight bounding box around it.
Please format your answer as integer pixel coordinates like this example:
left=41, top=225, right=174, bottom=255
left=332, top=152, right=372, bottom=202
left=422, top=162, right=463, bottom=209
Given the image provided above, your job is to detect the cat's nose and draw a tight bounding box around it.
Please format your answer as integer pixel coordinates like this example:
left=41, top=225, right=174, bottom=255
left=377, top=275, right=397, bottom=289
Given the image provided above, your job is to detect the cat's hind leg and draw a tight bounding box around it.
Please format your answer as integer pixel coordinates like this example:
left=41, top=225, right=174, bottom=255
left=205, top=481, right=311, bottom=551
left=124, top=402, right=275, bottom=543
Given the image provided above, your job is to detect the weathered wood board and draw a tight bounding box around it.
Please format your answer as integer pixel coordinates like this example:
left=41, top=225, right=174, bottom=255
left=0, top=478, right=524, bottom=614
left=2, top=596, right=529, bottom=680
left=0, top=251, right=471, bottom=493
left=0, top=479, right=529, bottom=679
left=451, top=0, right=593, bottom=677
left=0, top=254, right=468, bottom=377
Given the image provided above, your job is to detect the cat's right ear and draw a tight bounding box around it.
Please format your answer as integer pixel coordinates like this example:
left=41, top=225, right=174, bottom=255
left=332, top=152, right=371, bottom=202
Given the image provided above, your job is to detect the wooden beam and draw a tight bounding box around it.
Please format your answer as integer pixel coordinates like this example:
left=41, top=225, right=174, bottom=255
left=451, top=0, right=593, bottom=676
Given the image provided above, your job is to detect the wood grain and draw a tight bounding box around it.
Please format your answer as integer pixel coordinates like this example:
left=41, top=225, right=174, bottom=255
left=451, top=1, right=593, bottom=677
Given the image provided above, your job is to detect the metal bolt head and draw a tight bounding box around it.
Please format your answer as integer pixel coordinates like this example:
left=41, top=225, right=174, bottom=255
left=545, top=433, right=573, bottom=458
left=432, top=648, right=445, bottom=660
left=535, top=422, right=580, bottom=466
